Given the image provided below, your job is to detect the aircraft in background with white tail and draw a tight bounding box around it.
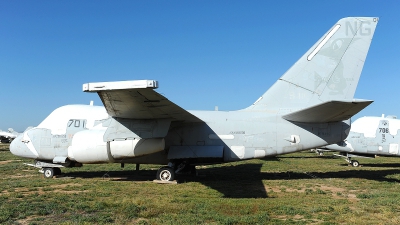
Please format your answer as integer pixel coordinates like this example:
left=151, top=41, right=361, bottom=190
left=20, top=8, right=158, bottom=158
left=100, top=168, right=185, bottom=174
left=0, top=128, right=19, bottom=143
left=321, top=115, right=400, bottom=167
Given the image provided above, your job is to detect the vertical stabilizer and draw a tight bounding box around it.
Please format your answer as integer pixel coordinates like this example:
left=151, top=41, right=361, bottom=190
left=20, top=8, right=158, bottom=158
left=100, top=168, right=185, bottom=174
left=246, top=17, right=378, bottom=112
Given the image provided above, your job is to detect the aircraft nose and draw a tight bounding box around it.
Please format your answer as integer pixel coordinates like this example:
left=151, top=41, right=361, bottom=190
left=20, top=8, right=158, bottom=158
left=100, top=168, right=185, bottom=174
left=10, top=133, right=39, bottom=159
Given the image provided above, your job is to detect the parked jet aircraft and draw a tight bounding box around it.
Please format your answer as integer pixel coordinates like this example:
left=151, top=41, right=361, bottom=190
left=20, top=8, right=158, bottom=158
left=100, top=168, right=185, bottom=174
left=10, top=17, right=378, bottom=181
left=0, top=128, right=19, bottom=143
left=323, top=115, right=400, bottom=167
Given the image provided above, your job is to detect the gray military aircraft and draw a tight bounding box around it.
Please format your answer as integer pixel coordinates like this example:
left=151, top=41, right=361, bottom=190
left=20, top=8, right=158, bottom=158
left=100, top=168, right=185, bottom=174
left=0, top=128, right=19, bottom=143
left=10, top=17, right=378, bottom=181
left=322, top=115, right=400, bottom=167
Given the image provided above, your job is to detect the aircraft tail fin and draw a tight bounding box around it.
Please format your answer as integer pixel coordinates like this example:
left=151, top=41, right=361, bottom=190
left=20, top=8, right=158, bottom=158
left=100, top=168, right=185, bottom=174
left=246, top=17, right=378, bottom=113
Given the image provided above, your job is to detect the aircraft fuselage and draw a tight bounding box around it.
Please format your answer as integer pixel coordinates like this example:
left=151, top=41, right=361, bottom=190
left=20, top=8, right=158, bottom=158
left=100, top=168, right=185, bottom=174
left=11, top=104, right=350, bottom=165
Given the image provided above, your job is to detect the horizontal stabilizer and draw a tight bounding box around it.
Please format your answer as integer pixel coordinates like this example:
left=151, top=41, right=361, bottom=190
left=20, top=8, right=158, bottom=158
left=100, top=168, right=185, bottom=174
left=282, top=100, right=373, bottom=123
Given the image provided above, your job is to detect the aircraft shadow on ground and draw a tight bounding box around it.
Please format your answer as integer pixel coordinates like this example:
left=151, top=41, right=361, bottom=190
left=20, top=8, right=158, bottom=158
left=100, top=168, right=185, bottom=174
left=64, top=163, right=269, bottom=198
left=279, top=155, right=334, bottom=159
left=355, top=163, right=400, bottom=168
left=279, top=168, right=400, bottom=183
left=62, top=163, right=400, bottom=199
left=278, top=152, right=336, bottom=159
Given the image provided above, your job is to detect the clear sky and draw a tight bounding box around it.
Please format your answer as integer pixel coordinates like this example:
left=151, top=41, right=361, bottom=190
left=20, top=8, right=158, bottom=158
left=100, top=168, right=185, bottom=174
left=1, top=1, right=399, bottom=131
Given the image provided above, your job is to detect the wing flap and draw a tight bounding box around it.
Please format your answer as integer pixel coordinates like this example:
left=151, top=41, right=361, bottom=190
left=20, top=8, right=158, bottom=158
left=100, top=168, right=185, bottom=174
left=282, top=100, right=373, bottom=123
left=83, top=80, right=202, bottom=122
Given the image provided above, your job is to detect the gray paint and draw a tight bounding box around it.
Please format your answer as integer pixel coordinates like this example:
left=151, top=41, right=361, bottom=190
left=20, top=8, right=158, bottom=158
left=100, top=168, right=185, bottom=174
left=10, top=17, right=379, bottom=171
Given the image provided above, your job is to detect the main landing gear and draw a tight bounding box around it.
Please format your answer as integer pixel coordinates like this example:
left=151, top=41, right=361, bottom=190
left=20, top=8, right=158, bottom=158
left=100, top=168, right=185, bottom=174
left=156, top=166, right=175, bottom=181
left=156, top=161, right=196, bottom=182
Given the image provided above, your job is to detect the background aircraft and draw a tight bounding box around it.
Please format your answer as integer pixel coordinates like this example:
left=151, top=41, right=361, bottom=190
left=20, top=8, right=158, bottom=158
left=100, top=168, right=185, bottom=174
left=10, top=17, right=378, bottom=181
left=322, top=115, right=400, bottom=167
left=0, top=128, right=19, bottom=143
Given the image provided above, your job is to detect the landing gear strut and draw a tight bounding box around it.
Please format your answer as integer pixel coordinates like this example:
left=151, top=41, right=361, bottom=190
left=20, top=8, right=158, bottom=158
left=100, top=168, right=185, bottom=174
left=334, top=153, right=361, bottom=167
left=344, top=155, right=360, bottom=167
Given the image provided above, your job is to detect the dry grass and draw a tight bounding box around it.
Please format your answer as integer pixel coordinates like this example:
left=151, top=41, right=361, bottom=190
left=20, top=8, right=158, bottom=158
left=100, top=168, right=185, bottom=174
left=1, top=143, right=400, bottom=224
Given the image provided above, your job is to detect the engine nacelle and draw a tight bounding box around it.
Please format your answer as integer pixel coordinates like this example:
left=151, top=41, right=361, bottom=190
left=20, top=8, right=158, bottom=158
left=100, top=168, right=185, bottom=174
left=68, top=129, right=165, bottom=163
left=108, top=138, right=165, bottom=160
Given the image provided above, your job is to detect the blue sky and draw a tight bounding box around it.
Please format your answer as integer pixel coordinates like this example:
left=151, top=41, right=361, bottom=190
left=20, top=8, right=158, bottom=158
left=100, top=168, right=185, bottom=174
left=1, top=1, right=399, bottom=131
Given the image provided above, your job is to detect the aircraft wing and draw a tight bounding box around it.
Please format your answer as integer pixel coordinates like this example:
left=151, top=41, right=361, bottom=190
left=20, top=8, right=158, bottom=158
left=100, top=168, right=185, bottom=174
left=282, top=99, right=373, bottom=123
left=83, top=80, right=202, bottom=122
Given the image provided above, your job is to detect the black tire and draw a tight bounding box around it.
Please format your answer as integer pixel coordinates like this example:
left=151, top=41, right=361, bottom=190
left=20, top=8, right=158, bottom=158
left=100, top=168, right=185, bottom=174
left=43, top=168, right=54, bottom=178
left=156, top=166, right=175, bottom=181
left=53, top=167, right=61, bottom=175
left=190, top=165, right=197, bottom=175
left=351, top=160, right=360, bottom=167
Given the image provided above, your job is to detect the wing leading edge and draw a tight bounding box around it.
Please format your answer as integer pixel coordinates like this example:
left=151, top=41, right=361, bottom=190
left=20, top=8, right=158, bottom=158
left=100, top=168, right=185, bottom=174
left=83, top=80, right=202, bottom=123
left=282, top=99, right=373, bottom=123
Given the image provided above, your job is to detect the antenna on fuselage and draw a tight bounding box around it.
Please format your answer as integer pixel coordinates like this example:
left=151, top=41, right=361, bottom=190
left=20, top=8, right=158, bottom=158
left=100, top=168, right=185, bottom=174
left=90, top=101, right=94, bottom=106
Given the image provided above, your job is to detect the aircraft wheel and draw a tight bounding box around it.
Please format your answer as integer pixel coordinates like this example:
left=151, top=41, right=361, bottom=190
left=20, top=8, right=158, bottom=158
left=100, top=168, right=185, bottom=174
left=53, top=168, right=61, bottom=175
left=43, top=168, right=54, bottom=178
left=351, top=160, right=360, bottom=167
left=318, top=152, right=323, bottom=156
left=156, top=166, right=175, bottom=181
